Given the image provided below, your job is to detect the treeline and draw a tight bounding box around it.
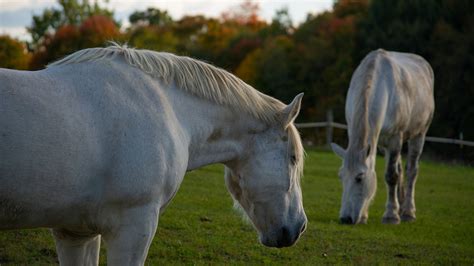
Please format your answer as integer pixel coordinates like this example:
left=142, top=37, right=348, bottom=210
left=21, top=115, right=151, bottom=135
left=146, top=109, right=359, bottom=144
left=1, top=0, right=473, bottom=145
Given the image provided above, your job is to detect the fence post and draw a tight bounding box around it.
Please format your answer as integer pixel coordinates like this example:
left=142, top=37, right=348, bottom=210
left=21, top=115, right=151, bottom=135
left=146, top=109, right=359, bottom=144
left=326, top=109, right=333, bottom=147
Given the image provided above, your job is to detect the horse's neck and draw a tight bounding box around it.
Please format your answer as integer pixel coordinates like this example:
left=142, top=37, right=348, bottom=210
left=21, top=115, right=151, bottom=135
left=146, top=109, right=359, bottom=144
left=164, top=86, right=262, bottom=171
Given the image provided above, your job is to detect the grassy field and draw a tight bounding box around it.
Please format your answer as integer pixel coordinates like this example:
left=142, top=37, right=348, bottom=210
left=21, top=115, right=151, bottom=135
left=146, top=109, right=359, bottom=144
left=1, top=149, right=473, bottom=265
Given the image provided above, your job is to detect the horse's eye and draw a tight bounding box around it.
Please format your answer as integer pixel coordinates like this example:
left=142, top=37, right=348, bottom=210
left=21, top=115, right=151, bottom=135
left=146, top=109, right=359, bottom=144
left=355, top=174, right=363, bottom=183
left=290, top=155, right=297, bottom=165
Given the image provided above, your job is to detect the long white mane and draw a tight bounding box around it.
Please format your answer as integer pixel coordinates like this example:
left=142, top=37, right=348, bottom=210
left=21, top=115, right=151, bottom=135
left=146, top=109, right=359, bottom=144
left=48, top=43, right=286, bottom=124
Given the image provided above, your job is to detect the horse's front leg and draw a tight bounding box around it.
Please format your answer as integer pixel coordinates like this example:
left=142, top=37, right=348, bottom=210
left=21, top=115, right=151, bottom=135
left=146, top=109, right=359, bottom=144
left=401, top=135, right=425, bottom=222
left=52, top=229, right=101, bottom=266
left=102, top=204, right=160, bottom=266
left=382, top=136, right=403, bottom=224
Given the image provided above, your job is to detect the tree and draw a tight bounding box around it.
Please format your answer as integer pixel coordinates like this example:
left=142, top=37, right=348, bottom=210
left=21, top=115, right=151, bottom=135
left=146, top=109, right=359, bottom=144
left=426, top=0, right=474, bottom=140
left=173, top=15, right=209, bottom=52
left=129, top=8, right=173, bottom=27
left=269, top=7, right=294, bottom=36
left=186, top=18, right=239, bottom=65
left=128, top=26, right=179, bottom=52
left=235, top=48, right=262, bottom=85
left=292, top=0, right=369, bottom=121
left=355, top=0, right=440, bottom=59
left=355, top=0, right=474, bottom=143
left=0, top=35, right=31, bottom=70
left=220, top=0, right=266, bottom=29
left=28, top=0, right=115, bottom=50
left=219, top=34, right=262, bottom=71
left=246, top=36, right=297, bottom=103
left=127, top=8, right=177, bottom=52
left=28, top=8, right=62, bottom=49
left=29, top=15, right=119, bottom=69
left=80, top=15, right=120, bottom=47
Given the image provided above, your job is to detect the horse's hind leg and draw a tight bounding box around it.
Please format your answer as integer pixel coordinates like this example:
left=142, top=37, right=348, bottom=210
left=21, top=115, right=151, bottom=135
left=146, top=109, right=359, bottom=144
left=382, top=135, right=403, bottom=224
left=401, top=135, right=425, bottom=222
left=52, top=229, right=101, bottom=266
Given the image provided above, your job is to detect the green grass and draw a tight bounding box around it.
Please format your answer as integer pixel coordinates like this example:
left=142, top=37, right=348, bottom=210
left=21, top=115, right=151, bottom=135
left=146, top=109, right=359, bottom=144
left=1, top=150, right=473, bottom=265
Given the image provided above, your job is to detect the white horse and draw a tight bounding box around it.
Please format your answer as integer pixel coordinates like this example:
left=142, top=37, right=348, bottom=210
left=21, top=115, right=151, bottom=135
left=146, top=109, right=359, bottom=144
left=0, top=44, right=307, bottom=265
left=331, top=49, right=434, bottom=225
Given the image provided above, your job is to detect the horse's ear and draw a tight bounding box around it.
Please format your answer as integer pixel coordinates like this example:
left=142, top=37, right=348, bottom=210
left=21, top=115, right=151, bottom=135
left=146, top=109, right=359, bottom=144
left=331, top=143, right=346, bottom=158
left=281, top=93, right=304, bottom=128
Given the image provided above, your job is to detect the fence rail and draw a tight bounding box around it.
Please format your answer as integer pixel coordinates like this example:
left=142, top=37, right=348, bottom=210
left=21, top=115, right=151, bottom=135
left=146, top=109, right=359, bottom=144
left=295, top=111, right=474, bottom=148
left=424, top=136, right=474, bottom=147
left=296, top=121, right=348, bottom=130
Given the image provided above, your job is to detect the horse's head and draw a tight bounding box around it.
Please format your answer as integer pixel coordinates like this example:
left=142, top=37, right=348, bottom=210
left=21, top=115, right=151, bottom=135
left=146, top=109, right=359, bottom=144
left=331, top=143, right=377, bottom=224
left=224, top=93, right=307, bottom=248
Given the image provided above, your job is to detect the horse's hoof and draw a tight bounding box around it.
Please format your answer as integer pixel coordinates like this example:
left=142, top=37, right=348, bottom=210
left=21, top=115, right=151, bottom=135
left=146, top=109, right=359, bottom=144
left=382, top=216, right=400, bottom=224
left=401, top=214, right=416, bottom=222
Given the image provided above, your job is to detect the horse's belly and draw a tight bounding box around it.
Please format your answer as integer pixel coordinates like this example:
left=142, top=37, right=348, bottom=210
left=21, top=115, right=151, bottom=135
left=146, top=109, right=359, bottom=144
left=0, top=142, right=103, bottom=229
left=0, top=193, right=94, bottom=230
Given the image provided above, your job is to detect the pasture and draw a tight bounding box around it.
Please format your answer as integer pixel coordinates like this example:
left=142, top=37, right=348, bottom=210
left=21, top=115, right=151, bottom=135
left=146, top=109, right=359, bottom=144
left=0, top=149, right=473, bottom=264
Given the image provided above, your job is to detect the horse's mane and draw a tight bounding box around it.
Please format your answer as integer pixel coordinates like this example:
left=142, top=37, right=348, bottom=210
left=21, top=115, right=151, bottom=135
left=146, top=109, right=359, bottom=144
left=349, top=50, right=378, bottom=148
left=345, top=49, right=384, bottom=167
left=48, top=43, right=286, bottom=125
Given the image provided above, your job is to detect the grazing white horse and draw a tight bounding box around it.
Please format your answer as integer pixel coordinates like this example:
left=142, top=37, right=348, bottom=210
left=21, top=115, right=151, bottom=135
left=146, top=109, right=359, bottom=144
left=0, top=44, right=307, bottom=265
left=331, top=49, right=434, bottom=225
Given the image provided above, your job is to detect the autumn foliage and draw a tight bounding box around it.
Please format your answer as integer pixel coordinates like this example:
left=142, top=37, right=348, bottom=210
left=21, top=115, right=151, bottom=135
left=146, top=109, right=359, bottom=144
left=0, top=35, right=31, bottom=70
left=29, top=15, right=119, bottom=69
left=0, top=0, right=473, bottom=159
left=80, top=15, right=119, bottom=46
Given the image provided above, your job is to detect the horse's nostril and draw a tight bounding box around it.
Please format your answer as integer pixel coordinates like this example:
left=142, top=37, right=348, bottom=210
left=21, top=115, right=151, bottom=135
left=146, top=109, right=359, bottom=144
left=276, top=226, right=292, bottom=247
left=281, top=226, right=290, bottom=238
left=340, top=216, right=353, bottom=224
left=300, top=222, right=307, bottom=233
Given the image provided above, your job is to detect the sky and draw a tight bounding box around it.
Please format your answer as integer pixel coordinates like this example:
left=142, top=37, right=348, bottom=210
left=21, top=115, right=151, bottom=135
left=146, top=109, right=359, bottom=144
left=0, top=0, right=333, bottom=41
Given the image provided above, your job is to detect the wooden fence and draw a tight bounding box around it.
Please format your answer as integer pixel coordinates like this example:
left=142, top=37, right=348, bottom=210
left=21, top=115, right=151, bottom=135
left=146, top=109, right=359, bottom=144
left=295, top=110, right=474, bottom=148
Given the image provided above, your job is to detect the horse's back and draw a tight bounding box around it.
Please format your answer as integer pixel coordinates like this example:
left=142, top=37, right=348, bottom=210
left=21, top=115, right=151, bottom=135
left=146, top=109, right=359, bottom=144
left=346, top=49, right=434, bottom=141
left=365, top=49, right=434, bottom=96
left=384, top=50, right=434, bottom=95
left=380, top=50, right=434, bottom=138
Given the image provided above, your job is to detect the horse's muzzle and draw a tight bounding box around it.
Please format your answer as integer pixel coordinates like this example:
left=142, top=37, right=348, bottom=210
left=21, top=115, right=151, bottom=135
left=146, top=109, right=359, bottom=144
left=262, top=220, right=307, bottom=248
